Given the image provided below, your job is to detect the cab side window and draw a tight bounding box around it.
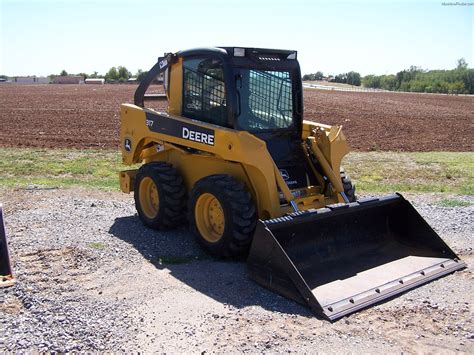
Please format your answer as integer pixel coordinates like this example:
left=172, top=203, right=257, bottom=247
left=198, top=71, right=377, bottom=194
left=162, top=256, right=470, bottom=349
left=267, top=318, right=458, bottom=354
left=182, top=58, right=227, bottom=127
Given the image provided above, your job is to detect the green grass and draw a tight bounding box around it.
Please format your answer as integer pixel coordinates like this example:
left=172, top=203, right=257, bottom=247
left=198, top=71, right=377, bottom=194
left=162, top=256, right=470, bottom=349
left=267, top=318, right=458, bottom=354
left=0, top=148, right=472, bottom=195
left=343, top=151, right=473, bottom=195
left=88, top=242, right=106, bottom=250
left=436, top=198, right=472, bottom=207
left=0, top=148, right=129, bottom=190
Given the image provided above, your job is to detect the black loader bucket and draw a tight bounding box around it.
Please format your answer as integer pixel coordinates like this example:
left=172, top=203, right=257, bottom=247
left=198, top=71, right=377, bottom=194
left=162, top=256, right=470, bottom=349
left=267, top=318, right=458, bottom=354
left=0, top=206, right=15, bottom=287
left=247, top=194, right=466, bottom=321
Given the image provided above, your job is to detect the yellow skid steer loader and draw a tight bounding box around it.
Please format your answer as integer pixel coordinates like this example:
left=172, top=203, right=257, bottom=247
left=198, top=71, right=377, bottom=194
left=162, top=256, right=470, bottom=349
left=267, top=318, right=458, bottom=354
left=0, top=206, right=15, bottom=287
left=119, top=47, right=465, bottom=320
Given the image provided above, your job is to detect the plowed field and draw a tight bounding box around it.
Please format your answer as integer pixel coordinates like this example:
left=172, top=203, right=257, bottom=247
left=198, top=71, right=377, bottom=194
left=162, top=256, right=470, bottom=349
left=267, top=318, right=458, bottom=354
left=0, top=84, right=472, bottom=151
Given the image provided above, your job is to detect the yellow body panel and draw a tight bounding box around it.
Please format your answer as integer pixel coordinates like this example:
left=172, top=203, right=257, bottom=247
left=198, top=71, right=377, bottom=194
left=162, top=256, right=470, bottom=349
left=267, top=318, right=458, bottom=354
left=167, top=57, right=183, bottom=116
left=119, top=169, right=137, bottom=193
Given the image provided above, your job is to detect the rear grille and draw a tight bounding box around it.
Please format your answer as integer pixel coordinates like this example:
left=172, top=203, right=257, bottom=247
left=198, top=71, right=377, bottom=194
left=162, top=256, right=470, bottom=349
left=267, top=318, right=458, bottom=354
left=258, top=55, right=281, bottom=61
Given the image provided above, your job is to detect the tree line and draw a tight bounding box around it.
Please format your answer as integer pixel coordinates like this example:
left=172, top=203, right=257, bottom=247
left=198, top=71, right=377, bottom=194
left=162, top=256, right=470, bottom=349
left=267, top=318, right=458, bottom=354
left=302, top=71, right=362, bottom=86
left=363, top=59, right=472, bottom=94
left=52, top=67, right=149, bottom=83
left=303, top=58, right=473, bottom=94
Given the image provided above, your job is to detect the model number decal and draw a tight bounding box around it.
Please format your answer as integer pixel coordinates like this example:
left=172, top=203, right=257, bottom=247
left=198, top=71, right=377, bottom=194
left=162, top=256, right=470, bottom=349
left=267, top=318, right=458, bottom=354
left=146, top=119, right=154, bottom=127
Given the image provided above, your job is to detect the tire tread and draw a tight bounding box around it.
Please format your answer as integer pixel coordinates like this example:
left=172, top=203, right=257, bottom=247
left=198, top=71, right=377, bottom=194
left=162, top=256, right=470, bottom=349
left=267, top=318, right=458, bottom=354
left=134, top=162, right=186, bottom=229
left=188, top=174, right=257, bottom=258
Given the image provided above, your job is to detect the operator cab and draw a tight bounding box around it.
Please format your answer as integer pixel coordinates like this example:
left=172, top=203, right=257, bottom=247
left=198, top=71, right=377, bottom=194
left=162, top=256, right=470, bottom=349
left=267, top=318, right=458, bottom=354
left=175, top=47, right=302, bottom=134
left=136, top=47, right=313, bottom=189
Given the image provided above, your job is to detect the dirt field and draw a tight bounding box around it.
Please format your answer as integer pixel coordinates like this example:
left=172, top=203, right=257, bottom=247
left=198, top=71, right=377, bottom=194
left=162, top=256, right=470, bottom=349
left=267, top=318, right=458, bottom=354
left=0, top=84, right=472, bottom=151
left=1, top=188, right=472, bottom=352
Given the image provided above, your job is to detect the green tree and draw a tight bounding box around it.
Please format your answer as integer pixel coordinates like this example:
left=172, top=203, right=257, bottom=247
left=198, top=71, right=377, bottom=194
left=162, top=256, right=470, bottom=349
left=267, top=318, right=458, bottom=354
left=105, top=67, right=119, bottom=82
left=457, top=58, right=468, bottom=70
left=334, top=73, right=347, bottom=83
left=302, top=72, right=324, bottom=81
left=381, top=75, right=397, bottom=90
left=464, top=69, right=474, bottom=94
left=448, top=81, right=465, bottom=94
left=347, top=71, right=361, bottom=86
left=409, top=80, right=427, bottom=92
left=362, top=75, right=380, bottom=88
left=60, top=69, right=68, bottom=76
left=136, top=69, right=148, bottom=82
left=118, top=66, right=130, bottom=80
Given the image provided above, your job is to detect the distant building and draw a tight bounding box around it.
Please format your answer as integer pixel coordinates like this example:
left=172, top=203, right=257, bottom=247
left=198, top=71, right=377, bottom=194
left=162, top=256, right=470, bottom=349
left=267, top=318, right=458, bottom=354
left=8, top=76, right=49, bottom=84
left=36, top=77, right=50, bottom=84
left=54, top=75, right=84, bottom=84
left=85, top=78, right=105, bottom=85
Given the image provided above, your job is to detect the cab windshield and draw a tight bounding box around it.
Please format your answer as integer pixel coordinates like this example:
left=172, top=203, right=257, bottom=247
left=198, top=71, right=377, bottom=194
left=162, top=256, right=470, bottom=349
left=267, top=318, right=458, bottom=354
left=236, top=69, right=294, bottom=131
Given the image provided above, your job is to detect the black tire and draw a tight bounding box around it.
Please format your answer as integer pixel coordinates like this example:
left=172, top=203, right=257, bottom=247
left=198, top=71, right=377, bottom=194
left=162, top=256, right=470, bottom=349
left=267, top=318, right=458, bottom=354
left=188, top=175, right=257, bottom=258
left=134, top=162, right=186, bottom=230
left=340, top=169, right=357, bottom=202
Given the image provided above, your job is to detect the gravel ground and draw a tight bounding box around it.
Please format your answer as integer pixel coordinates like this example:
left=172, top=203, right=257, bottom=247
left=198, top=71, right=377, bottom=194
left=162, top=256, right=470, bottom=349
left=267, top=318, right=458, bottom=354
left=0, top=188, right=472, bottom=353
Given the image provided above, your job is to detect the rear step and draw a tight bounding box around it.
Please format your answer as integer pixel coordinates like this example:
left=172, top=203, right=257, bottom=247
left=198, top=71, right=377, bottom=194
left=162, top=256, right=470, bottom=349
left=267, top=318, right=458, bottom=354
left=247, top=194, right=466, bottom=321
left=0, top=206, right=15, bottom=287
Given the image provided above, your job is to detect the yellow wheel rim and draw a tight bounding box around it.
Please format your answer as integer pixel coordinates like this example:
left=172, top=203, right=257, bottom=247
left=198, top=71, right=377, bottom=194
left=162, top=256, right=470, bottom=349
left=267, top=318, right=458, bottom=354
left=195, top=192, right=225, bottom=243
left=139, top=177, right=159, bottom=219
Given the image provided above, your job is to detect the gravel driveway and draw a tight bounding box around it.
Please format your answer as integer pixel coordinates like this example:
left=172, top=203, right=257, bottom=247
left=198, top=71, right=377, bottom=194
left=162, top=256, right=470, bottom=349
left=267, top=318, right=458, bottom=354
left=0, top=188, right=472, bottom=353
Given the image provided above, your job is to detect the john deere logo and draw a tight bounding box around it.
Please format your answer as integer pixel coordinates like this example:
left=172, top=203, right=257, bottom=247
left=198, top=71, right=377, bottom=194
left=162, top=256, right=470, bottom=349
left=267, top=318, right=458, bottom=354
left=124, top=138, right=132, bottom=152
left=279, top=169, right=290, bottom=180
left=159, top=58, right=168, bottom=69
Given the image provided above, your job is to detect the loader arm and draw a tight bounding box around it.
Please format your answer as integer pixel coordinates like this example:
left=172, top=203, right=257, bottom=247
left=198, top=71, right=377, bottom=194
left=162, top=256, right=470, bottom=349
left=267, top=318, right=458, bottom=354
left=134, top=53, right=174, bottom=108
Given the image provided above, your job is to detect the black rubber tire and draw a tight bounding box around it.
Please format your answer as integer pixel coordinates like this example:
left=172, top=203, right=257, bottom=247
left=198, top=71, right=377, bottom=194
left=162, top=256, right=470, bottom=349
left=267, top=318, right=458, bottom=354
left=340, top=169, right=357, bottom=202
left=134, top=162, right=186, bottom=230
left=188, top=175, right=257, bottom=258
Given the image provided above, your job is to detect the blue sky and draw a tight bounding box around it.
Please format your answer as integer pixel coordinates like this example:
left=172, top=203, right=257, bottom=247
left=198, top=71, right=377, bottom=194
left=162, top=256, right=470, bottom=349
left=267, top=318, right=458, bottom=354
left=0, top=0, right=472, bottom=76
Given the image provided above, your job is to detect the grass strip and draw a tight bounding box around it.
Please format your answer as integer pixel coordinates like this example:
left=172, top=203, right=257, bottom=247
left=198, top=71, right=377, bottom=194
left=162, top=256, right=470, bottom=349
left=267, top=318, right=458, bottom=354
left=0, top=148, right=472, bottom=195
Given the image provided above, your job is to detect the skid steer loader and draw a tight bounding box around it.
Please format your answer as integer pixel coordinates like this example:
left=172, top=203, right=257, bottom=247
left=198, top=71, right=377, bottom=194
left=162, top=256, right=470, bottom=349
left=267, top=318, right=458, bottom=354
left=119, top=47, right=465, bottom=320
left=0, top=206, right=15, bottom=287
